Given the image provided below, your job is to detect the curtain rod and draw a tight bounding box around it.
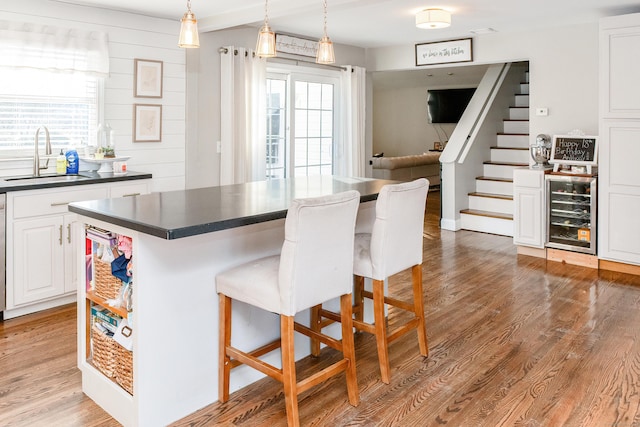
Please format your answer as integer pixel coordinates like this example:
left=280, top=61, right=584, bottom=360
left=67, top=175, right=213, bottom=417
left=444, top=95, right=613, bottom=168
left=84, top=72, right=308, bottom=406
left=218, top=47, right=348, bottom=72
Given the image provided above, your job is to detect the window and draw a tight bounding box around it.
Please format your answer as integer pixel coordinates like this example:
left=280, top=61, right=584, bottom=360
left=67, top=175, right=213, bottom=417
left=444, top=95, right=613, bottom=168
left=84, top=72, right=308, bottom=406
left=0, top=21, right=108, bottom=156
left=0, top=67, right=99, bottom=153
left=266, top=68, right=339, bottom=179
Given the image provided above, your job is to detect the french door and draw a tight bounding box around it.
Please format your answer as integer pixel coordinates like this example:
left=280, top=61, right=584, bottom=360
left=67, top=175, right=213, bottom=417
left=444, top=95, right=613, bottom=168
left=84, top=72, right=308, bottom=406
left=266, top=70, right=340, bottom=179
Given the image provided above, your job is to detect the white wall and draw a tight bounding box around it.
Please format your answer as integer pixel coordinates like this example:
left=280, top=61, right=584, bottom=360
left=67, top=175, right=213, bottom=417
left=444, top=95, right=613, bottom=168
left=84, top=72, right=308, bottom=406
left=367, top=23, right=600, bottom=147
left=186, top=27, right=367, bottom=189
left=0, top=0, right=186, bottom=192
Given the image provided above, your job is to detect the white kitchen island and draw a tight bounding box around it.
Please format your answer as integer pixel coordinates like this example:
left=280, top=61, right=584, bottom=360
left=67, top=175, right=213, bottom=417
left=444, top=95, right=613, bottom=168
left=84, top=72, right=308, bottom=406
left=70, top=176, right=392, bottom=427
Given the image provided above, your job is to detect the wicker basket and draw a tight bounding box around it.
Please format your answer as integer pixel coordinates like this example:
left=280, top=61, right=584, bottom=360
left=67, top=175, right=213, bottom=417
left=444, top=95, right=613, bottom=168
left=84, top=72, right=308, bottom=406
left=115, top=344, right=134, bottom=395
left=91, top=325, right=118, bottom=378
left=93, top=254, right=122, bottom=300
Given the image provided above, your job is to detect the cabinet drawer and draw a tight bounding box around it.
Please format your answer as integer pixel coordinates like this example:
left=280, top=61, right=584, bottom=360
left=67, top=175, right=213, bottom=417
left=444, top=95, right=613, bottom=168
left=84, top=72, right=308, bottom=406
left=12, top=186, right=109, bottom=219
left=109, top=181, right=150, bottom=198
left=514, top=169, right=544, bottom=188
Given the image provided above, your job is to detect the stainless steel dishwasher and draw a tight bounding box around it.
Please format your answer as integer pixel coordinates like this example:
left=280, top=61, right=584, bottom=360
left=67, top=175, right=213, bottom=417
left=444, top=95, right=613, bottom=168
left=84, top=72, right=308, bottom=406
left=0, top=193, right=5, bottom=319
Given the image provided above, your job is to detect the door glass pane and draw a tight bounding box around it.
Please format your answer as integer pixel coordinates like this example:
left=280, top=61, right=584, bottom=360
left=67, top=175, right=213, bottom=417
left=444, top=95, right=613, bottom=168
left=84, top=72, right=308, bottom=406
left=292, top=81, right=334, bottom=176
left=266, top=78, right=287, bottom=179
left=308, top=83, right=322, bottom=110
left=294, top=81, right=308, bottom=109
left=321, top=84, right=333, bottom=110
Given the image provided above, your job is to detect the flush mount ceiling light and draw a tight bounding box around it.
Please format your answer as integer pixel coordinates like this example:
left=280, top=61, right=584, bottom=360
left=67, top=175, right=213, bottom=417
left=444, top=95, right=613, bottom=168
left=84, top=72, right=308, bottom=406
left=316, top=0, right=335, bottom=64
left=178, top=0, right=200, bottom=48
left=416, top=8, right=451, bottom=29
left=256, top=0, right=276, bottom=57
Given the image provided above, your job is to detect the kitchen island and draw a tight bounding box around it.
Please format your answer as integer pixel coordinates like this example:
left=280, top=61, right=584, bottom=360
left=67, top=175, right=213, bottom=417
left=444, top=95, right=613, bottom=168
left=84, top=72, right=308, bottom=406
left=69, top=176, right=394, bottom=427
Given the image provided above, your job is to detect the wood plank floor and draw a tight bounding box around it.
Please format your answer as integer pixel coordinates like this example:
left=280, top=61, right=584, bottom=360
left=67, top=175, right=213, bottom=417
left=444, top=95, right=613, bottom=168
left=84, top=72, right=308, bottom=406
left=3, top=190, right=640, bottom=426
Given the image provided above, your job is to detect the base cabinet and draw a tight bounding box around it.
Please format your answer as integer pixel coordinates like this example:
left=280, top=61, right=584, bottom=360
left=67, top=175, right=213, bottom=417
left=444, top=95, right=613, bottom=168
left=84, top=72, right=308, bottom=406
left=5, top=180, right=150, bottom=319
left=513, top=168, right=546, bottom=248
left=12, top=215, right=71, bottom=305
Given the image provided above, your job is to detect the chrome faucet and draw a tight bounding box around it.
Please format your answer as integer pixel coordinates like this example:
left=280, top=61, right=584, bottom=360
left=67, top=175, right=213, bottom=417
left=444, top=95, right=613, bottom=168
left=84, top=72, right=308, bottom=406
left=34, top=126, right=52, bottom=177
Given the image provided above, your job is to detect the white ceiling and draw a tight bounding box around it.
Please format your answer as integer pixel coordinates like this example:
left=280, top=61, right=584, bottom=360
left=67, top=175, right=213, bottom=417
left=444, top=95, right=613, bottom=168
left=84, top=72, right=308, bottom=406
left=55, top=0, right=640, bottom=49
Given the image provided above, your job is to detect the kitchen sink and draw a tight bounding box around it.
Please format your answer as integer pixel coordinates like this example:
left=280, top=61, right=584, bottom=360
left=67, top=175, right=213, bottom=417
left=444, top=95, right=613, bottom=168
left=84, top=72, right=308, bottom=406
left=3, top=173, right=92, bottom=183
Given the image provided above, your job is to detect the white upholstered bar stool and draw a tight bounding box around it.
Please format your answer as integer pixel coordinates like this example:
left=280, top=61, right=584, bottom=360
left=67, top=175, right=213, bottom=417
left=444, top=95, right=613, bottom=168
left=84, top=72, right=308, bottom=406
left=349, top=178, right=429, bottom=384
left=216, top=190, right=361, bottom=427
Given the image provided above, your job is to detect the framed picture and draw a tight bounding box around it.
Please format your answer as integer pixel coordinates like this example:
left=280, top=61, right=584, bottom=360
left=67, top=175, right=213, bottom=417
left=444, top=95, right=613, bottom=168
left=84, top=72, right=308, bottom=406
left=275, top=34, right=318, bottom=58
left=133, top=104, right=162, bottom=142
left=134, top=59, right=163, bottom=98
left=416, top=38, right=473, bottom=66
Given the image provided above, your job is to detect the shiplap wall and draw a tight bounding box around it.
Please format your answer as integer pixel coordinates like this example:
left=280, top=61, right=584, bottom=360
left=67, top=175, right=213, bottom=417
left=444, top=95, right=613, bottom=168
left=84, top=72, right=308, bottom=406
left=0, top=0, right=186, bottom=192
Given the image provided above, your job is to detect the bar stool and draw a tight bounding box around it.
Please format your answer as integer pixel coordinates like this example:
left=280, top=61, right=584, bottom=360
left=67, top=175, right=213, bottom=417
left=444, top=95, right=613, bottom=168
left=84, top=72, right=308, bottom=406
left=312, top=178, right=429, bottom=384
left=216, top=190, right=361, bottom=427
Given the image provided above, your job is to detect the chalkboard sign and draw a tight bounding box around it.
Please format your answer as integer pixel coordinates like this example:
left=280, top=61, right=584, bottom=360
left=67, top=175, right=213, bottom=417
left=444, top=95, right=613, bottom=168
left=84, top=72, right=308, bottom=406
left=550, top=135, right=598, bottom=167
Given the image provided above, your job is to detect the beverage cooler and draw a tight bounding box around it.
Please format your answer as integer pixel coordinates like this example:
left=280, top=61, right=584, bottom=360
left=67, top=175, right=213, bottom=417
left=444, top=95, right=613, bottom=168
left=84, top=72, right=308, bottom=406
left=546, top=175, right=597, bottom=254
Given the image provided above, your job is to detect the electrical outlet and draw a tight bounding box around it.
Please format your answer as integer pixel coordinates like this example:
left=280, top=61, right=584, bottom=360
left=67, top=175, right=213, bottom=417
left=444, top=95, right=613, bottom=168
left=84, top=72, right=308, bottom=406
left=536, top=107, right=549, bottom=116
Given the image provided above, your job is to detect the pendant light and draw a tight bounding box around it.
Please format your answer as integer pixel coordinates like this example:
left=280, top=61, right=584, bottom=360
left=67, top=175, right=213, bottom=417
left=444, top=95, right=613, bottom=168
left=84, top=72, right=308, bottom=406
left=256, top=0, right=276, bottom=57
left=178, top=0, right=200, bottom=48
left=316, top=0, right=335, bottom=64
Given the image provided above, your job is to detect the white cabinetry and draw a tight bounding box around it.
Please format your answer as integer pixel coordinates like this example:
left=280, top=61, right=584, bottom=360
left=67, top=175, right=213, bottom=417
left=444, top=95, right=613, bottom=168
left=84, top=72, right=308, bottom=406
left=599, top=13, right=640, bottom=266
left=12, top=215, right=68, bottom=305
left=5, top=180, right=150, bottom=319
left=513, top=168, right=545, bottom=248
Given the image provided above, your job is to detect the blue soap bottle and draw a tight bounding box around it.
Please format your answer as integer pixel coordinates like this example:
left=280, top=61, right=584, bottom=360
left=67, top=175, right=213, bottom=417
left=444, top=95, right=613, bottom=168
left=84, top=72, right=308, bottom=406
left=66, top=146, right=79, bottom=175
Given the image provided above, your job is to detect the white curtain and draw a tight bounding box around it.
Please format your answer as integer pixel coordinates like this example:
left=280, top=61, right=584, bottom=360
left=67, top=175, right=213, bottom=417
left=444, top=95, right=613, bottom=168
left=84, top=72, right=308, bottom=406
left=0, top=20, right=109, bottom=76
left=220, top=46, right=267, bottom=185
left=339, top=65, right=366, bottom=177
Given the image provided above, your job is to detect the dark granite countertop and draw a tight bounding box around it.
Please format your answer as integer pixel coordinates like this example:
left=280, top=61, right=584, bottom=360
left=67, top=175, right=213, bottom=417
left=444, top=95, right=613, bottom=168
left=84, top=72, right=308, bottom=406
left=0, top=171, right=152, bottom=193
left=68, top=176, right=396, bottom=240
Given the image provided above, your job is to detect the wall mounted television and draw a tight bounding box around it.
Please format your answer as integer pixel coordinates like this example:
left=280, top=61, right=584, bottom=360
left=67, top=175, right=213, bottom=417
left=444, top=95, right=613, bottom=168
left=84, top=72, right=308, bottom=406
left=427, top=88, right=476, bottom=124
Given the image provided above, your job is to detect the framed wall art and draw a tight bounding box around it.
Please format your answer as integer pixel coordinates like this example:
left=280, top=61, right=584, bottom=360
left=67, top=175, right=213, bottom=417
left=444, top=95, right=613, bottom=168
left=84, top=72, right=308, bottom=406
left=275, top=34, right=318, bottom=58
left=415, top=38, right=473, bottom=66
left=133, top=104, right=162, bottom=142
left=134, top=59, right=163, bottom=98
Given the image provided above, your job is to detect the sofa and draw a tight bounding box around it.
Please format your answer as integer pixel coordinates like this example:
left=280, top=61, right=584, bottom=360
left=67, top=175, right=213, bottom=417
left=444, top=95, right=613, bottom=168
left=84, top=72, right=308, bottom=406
left=370, top=152, right=441, bottom=185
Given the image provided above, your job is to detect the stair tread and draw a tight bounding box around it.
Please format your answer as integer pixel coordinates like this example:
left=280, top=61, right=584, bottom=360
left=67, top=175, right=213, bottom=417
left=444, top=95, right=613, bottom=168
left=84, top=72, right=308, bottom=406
left=509, top=106, right=529, bottom=109
left=483, top=161, right=528, bottom=166
left=503, top=119, right=529, bottom=122
left=461, top=209, right=513, bottom=220
left=476, top=176, right=513, bottom=182
left=468, top=192, right=513, bottom=200
left=490, top=146, right=529, bottom=150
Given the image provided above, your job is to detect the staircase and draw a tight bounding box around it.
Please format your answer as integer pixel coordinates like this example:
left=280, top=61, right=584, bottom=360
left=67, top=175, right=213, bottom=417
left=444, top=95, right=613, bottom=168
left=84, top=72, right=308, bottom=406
left=459, top=72, right=530, bottom=236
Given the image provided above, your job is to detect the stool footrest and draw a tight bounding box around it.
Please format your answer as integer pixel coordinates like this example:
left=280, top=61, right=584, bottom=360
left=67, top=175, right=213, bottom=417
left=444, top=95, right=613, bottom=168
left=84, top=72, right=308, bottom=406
left=226, top=343, right=283, bottom=382
left=297, top=359, right=349, bottom=395
left=387, top=318, right=421, bottom=343
left=361, top=290, right=415, bottom=312
left=295, top=322, right=342, bottom=352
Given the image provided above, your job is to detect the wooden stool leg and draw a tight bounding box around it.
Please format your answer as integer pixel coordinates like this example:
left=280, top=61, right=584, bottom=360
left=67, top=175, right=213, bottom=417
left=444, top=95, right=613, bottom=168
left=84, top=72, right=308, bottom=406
left=340, top=294, right=359, bottom=407
left=412, top=265, right=429, bottom=357
left=372, top=279, right=391, bottom=384
left=281, top=315, right=300, bottom=427
left=218, top=294, right=232, bottom=403
left=353, top=275, right=364, bottom=323
left=310, top=304, right=321, bottom=357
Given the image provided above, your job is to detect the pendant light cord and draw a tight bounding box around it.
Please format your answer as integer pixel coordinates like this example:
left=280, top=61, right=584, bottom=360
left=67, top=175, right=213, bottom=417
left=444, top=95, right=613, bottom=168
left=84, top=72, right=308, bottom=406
left=187, top=0, right=192, bottom=13
left=265, top=0, right=270, bottom=26
left=323, top=0, right=328, bottom=36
